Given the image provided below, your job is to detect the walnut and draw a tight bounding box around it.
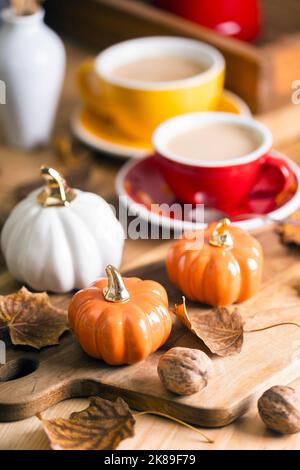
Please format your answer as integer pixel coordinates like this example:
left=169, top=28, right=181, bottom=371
left=157, top=347, right=213, bottom=396
left=258, top=386, right=300, bottom=434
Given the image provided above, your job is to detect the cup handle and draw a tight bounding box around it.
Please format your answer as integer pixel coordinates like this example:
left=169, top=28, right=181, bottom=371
left=77, top=58, right=110, bottom=119
left=251, top=154, right=295, bottom=198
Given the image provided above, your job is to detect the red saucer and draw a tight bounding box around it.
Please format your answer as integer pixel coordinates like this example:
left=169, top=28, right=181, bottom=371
left=116, top=152, right=300, bottom=230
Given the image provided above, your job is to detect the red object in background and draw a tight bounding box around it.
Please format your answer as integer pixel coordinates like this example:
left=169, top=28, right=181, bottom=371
left=154, top=0, right=261, bottom=42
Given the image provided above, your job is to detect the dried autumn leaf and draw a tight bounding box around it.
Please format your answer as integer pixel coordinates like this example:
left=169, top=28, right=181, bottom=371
left=0, top=287, right=68, bottom=349
left=174, top=298, right=244, bottom=357
left=277, top=210, right=300, bottom=246
left=40, top=397, right=135, bottom=450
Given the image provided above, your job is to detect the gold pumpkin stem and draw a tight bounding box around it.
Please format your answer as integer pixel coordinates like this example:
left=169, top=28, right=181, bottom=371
left=37, top=166, right=76, bottom=207
left=103, top=265, right=130, bottom=303
left=209, top=218, right=233, bottom=248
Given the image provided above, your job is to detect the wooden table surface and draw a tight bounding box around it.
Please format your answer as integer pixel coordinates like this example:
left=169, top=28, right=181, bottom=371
left=1, top=40, right=300, bottom=451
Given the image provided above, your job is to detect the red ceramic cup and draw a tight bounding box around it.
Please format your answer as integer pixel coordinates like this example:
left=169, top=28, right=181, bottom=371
left=153, top=113, right=294, bottom=214
left=154, top=0, right=261, bottom=42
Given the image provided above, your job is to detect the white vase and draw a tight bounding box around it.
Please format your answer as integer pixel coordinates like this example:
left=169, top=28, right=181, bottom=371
left=0, top=8, right=65, bottom=149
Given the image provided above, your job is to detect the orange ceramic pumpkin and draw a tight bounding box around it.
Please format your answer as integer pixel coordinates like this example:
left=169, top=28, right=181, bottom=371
left=68, top=265, right=172, bottom=365
left=167, top=218, right=263, bottom=307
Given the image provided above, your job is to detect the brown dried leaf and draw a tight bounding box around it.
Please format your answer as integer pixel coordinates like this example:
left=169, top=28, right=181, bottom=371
left=40, top=397, right=135, bottom=450
left=174, top=298, right=244, bottom=357
left=0, top=287, right=68, bottom=349
left=277, top=210, right=300, bottom=246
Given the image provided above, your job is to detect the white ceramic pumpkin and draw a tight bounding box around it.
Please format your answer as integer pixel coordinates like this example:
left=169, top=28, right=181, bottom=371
left=1, top=167, right=125, bottom=293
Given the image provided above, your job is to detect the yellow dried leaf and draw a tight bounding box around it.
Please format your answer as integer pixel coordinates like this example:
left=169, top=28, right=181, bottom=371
left=40, top=397, right=135, bottom=450
left=174, top=297, right=244, bottom=357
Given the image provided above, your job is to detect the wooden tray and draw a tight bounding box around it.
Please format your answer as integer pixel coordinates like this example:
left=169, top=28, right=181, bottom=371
left=45, top=0, right=300, bottom=114
left=1, top=228, right=300, bottom=426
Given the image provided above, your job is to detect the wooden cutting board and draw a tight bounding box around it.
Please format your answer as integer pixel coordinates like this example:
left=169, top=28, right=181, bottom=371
left=1, top=228, right=300, bottom=427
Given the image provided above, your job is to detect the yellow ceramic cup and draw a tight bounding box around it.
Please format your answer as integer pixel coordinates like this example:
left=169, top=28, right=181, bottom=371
left=78, top=37, right=225, bottom=140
